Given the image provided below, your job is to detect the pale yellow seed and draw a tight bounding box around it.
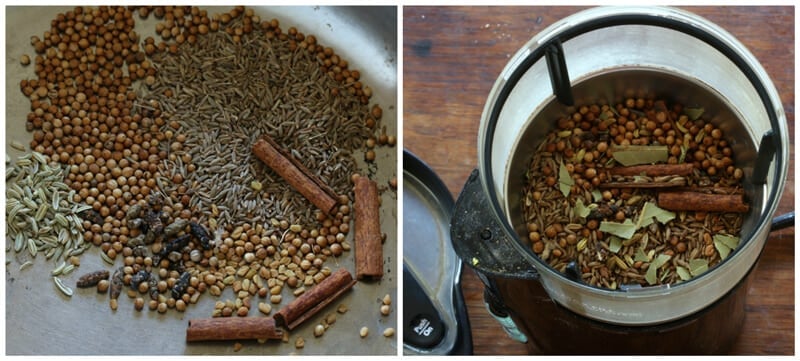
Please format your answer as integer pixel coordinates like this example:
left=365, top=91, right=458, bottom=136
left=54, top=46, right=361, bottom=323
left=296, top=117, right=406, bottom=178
left=380, top=304, right=391, bottom=316
left=295, top=337, right=305, bottom=349
left=314, top=324, right=325, bottom=337
left=258, top=302, right=272, bottom=315
left=577, top=238, right=588, bottom=252
left=359, top=326, right=369, bottom=338
left=325, top=313, right=337, bottom=325
left=10, top=140, right=26, bottom=151
left=382, top=294, right=391, bottom=305
left=383, top=328, right=395, bottom=337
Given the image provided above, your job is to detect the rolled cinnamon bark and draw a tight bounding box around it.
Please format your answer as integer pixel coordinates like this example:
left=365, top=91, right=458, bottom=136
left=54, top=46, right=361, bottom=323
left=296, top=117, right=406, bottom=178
left=598, top=178, right=686, bottom=189
left=657, top=191, right=750, bottom=213
left=354, top=176, right=383, bottom=280
left=186, top=317, right=283, bottom=342
left=274, top=268, right=356, bottom=330
left=252, top=136, right=339, bottom=215
left=608, top=163, right=694, bottom=177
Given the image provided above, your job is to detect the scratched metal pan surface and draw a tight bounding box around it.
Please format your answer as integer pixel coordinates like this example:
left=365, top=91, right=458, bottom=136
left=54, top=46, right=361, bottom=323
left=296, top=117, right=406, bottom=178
left=5, top=6, right=397, bottom=355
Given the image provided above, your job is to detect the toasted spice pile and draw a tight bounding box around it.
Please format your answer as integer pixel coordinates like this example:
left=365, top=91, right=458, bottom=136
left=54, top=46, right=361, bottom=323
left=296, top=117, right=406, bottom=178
left=523, top=98, right=746, bottom=289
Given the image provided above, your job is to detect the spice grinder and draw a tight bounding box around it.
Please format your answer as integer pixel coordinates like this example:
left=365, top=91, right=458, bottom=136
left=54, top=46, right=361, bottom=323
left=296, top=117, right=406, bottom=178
left=403, top=150, right=473, bottom=355
left=450, top=6, right=791, bottom=353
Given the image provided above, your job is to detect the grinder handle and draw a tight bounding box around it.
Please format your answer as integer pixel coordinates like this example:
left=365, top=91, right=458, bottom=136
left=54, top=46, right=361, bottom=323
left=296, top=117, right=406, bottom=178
left=770, top=212, right=794, bottom=232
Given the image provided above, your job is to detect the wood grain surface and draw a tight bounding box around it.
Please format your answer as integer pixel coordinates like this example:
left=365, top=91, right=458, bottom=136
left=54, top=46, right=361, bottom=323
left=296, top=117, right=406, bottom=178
left=402, top=6, right=794, bottom=355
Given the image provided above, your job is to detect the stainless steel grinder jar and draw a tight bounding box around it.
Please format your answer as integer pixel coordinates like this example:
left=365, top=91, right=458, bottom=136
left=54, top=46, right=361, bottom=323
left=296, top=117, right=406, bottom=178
left=449, top=5, right=789, bottom=347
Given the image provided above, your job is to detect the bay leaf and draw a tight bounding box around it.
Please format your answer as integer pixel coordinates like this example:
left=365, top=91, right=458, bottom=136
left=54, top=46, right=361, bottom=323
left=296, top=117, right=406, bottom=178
left=599, top=219, right=637, bottom=239
left=637, top=202, right=676, bottom=228
left=645, top=263, right=658, bottom=285
left=652, top=254, right=671, bottom=269
left=558, top=161, right=574, bottom=197
left=714, top=234, right=740, bottom=249
left=676, top=266, right=692, bottom=281
left=634, top=248, right=650, bottom=263
left=713, top=234, right=740, bottom=260
left=573, top=198, right=595, bottom=219
left=611, top=145, right=668, bottom=166
left=685, top=107, right=705, bottom=121
left=689, top=258, right=709, bottom=276
left=591, top=189, right=603, bottom=202
left=608, top=236, right=622, bottom=253
left=644, top=254, right=671, bottom=286
left=714, top=239, right=731, bottom=260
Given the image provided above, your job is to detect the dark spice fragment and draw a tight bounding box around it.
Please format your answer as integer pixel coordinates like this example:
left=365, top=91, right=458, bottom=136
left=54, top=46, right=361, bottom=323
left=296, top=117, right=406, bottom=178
left=76, top=270, right=110, bottom=288
left=143, top=210, right=164, bottom=242
left=149, top=277, right=159, bottom=301
left=189, top=222, right=211, bottom=250
left=158, top=234, right=192, bottom=259
left=172, top=271, right=191, bottom=299
left=110, top=267, right=124, bottom=300
left=130, top=270, right=151, bottom=289
left=78, top=209, right=103, bottom=225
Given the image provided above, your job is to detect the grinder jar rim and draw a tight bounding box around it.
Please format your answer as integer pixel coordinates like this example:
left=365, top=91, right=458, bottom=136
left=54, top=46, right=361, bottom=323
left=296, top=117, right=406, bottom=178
left=476, top=6, right=788, bottom=325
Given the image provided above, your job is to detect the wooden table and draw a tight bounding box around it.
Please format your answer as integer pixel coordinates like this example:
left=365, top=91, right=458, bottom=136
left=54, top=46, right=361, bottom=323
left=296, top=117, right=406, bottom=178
left=403, top=6, right=794, bottom=355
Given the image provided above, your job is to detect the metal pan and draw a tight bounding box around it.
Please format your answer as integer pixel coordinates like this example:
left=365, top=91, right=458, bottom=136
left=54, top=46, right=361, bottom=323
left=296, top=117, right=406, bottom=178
left=5, top=6, right=397, bottom=355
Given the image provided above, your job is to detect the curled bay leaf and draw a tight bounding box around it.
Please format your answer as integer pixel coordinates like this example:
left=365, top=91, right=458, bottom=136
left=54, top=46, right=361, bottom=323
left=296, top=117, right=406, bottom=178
left=689, top=258, right=709, bottom=276
left=637, top=202, right=676, bottom=228
left=652, top=254, right=671, bottom=269
left=676, top=266, right=692, bottom=281
left=634, top=248, right=650, bottom=263
left=608, top=236, right=622, bottom=253
left=558, top=161, right=574, bottom=197
left=611, top=145, right=668, bottom=166
left=685, top=107, right=705, bottom=121
left=714, top=240, right=731, bottom=260
left=643, top=262, right=659, bottom=285
left=644, top=254, right=671, bottom=285
left=713, top=234, right=740, bottom=260
left=714, top=234, right=740, bottom=249
left=599, top=219, right=637, bottom=239
left=573, top=198, right=593, bottom=219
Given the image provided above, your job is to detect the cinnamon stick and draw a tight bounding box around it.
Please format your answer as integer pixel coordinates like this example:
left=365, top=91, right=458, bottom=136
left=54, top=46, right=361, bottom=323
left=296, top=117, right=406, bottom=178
left=657, top=191, right=749, bottom=213
left=354, top=176, right=383, bottom=280
left=608, top=163, right=694, bottom=177
left=599, top=178, right=686, bottom=189
left=274, top=268, right=356, bottom=330
left=186, top=317, right=283, bottom=342
left=252, top=136, right=339, bottom=215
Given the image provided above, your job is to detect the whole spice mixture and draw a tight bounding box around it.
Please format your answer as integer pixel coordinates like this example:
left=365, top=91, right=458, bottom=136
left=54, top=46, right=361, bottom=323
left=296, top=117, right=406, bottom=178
left=9, top=4, right=395, bottom=345
left=522, top=98, right=746, bottom=289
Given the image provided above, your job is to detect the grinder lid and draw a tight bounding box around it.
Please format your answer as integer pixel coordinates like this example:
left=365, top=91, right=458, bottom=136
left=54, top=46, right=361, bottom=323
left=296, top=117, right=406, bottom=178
left=402, top=149, right=473, bottom=355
